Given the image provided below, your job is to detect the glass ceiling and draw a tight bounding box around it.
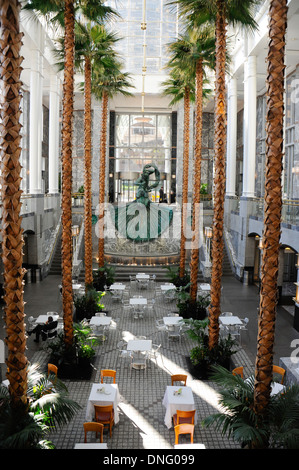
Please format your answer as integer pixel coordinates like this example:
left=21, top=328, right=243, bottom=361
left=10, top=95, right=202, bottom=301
left=106, top=0, right=178, bottom=75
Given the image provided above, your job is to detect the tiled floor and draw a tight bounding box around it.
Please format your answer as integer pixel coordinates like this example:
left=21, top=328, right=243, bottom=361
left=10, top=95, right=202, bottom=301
left=1, top=273, right=299, bottom=451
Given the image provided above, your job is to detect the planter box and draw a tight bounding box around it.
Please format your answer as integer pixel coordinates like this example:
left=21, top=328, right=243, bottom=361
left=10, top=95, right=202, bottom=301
left=185, top=356, right=231, bottom=380
left=50, top=356, right=95, bottom=380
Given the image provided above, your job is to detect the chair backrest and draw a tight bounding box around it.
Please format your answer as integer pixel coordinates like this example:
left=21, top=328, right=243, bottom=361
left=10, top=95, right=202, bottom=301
left=48, top=363, right=58, bottom=377
left=273, top=365, right=286, bottom=384
left=222, top=312, right=233, bottom=316
left=232, top=366, right=244, bottom=379
left=174, top=424, right=194, bottom=445
left=176, top=409, right=196, bottom=425
left=94, top=405, right=114, bottom=422
left=83, top=422, right=103, bottom=443
left=100, top=369, right=116, bottom=383
left=171, top=374, right=187, bottom=386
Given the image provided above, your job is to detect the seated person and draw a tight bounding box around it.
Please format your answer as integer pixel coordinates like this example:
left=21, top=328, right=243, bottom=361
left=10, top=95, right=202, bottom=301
left=27, top=316, right=58, bottom=343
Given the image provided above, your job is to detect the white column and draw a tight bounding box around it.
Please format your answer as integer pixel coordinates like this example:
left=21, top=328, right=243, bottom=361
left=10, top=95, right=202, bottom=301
left=29, top=49, right=43, bottom=194
left=226, top=76, right=237, bottom=196
left=242, top=55, right=257, bottom=198
left=48, top=74, right=60, bottom=194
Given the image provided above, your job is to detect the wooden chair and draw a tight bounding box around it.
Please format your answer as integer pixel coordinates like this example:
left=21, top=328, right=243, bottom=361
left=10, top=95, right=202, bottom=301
left=83, top=422, right=104, bottom=443
left=100, top=369, right=116, bottom=384
left=47, top=363, right=58, bottom=378
left=174, top=423, right=194, bottom=445
left=273, top=365, right=286, bottom=384
left=171, top=374, right=187, bottom=386
left=232, top=366, right=244, bottom=379
left=94, top=405, right=114, bottom=437
left=173, top=409, right=196, bottom=427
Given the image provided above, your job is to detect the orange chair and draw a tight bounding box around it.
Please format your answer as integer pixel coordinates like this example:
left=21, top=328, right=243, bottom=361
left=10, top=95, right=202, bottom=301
left=174, top=423, right=194, bottom=445
left=83, top=422, right=104, bottom=443
left=94, top=405, right=114, bottom=437
left=100, top=369, right=116, bottom=384
left=232, top=366, right=244, bottom=379
left=273, top=365, right=286, bottom=384
left=47, top=363, right=58, bottom=378
left=171, top=374, right=187, bottom=386
left=173, top=409, right=196, bottom=427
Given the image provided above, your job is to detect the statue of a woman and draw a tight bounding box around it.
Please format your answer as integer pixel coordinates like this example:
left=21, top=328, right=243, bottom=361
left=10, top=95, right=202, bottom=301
left=112, top=163, right=173, bottom=242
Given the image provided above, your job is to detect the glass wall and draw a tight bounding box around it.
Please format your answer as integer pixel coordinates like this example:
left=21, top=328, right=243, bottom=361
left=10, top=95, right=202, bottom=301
left=113, top=113, right=172, bottom=202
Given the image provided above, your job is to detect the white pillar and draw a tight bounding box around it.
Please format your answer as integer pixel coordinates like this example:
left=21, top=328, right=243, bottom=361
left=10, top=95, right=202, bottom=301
left=29, top=49, right=43, bottom=194
left=226, top=76, right=237, bottom=196
left=48, top=74, right=60, bottom=194
left=242, top=55, right=257, bottom=198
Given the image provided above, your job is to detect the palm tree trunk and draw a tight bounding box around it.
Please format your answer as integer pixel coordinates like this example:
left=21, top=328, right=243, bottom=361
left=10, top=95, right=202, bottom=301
left=190, top=59, right=203, bottom=302
left=208, top=0, right=227, bottom=350
left=179, top=86, right=191, bottom=278
left=98, top=90, right=108, bottom=268
left=61, top=0, right=75, bottom=348
left=0, top=0, right=28, bottom=409
left=84, top=56, right=93, bottom=288
left=254, top=0, right=288, bottom=417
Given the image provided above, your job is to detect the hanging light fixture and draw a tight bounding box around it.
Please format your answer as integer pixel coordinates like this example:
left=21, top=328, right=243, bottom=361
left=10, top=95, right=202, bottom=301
left=141, top=0, right=147, bottom=113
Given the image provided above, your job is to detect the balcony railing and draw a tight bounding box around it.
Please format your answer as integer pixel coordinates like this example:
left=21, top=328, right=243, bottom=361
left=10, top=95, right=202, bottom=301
left=232, top=197, right=299, bottom=226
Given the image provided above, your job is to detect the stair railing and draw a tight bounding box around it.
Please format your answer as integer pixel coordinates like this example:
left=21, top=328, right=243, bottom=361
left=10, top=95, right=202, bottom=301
left=47, top=216, right=62, bottom=268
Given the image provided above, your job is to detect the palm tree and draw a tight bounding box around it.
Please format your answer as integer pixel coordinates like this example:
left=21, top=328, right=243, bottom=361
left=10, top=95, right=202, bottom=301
left=169, top=27, right=215, bottom=302
left=254, top=0, right=288, bottom=417
left=23, top=0, right=118, bottom=348
left=161, top=67, right=195, bottom=281
left=0, top=0, right=28, bottom=411
left=91, top=59, right=134, bottom=268
left=171, top=0, right=260, bottom=349
left=74, top=23, right=121, bottom=289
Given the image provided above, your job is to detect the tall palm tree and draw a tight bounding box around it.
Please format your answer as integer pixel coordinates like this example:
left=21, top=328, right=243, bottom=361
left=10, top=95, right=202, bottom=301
left=74, top=23, right=121, bottom=289
left=168, top=27, right=215, bottom=301
left=254, top=0, right=288, bottom=417
left=161, top=68, right=195, bottom=281
left=171, top=0, right=260, bottom=348
left=92, top=59, right=134, bottom=268
left=0, top=0, right=28, bottom=410
left=23, top=0, right=118, bottom=348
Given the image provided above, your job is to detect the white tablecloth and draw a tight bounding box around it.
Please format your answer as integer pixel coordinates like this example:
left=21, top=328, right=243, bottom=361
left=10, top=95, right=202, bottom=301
left=160, top=284, right=176, bottom=291
left=127, top=339, right=152, bottom=352
left=219, top=316, right=243, bottom=326
left=35, top=314, right=59, bottom=324
left=163, top=316, right=183, bottom=326
left=74, top=443, right=108, bottom=449
left=174, top=444, right=206, bottom=449
left=198, top=283, right=210, bottom=291
left=130, top=298, right=147, bottom=305
left=136, top=274, right=150, bottom=279
left=271, top=382, right=285, bottom=395
left=90, top=316, right=112, bottom=326
left=72, top=284, right=82, bottom=290
left=85, top=383, right=120, bottom=423
left=162, top=386, right=197, bottom=429
left=110, top=284, right=126, bottom=290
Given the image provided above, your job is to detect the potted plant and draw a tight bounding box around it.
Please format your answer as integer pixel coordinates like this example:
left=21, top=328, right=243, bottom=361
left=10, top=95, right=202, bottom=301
left=0, top=363, right=81, bottom=448
left=93, top=263, right=115, bottom=291
left=183, top=318, right=238, bottom=379
left=164, top=265, right=190, bottom=289
left=74, top=288, right=105, bottom=321
left=45, top=321, right=100, bottom=379
left=176, top=288, right=210, bottom=320
left=202, top=365, right=299, bottom=449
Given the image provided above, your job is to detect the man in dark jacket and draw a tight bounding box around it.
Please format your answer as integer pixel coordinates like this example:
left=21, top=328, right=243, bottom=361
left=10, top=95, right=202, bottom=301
left=27, top=316, right=58, bottom=342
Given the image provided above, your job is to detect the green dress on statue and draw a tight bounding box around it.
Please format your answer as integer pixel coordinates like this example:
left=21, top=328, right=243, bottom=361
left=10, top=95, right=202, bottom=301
left=112, top=164, right=173, bottom=242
